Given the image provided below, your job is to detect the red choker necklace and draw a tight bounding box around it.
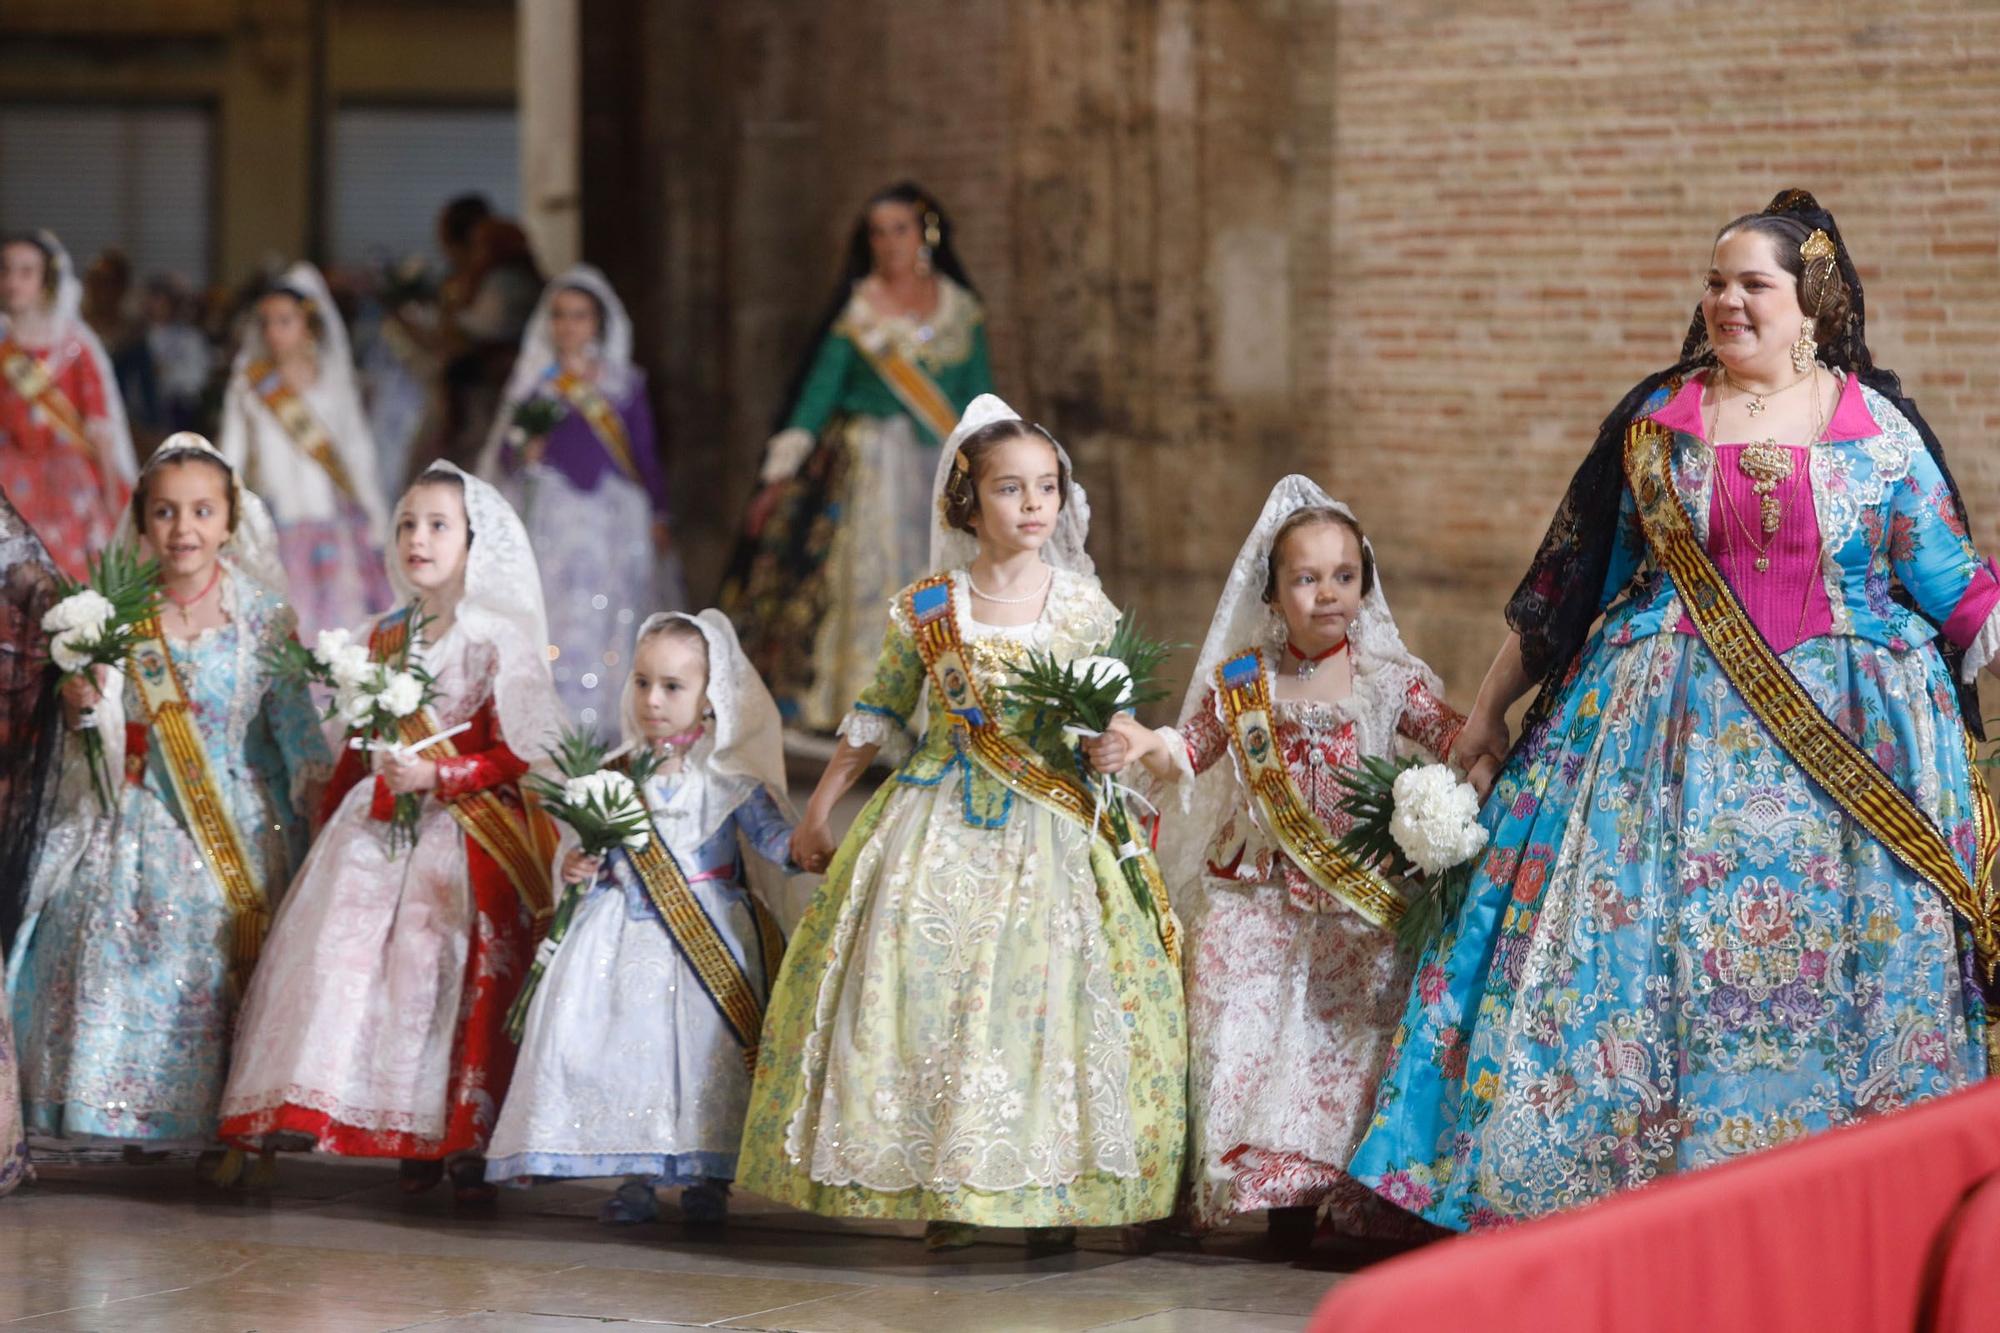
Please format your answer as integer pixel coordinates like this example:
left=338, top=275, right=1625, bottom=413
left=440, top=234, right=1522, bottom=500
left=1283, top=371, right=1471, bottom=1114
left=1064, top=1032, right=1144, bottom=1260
left=1285, top=637, right=1349, bottom=681
left=165, top=564, right=221, bottom=611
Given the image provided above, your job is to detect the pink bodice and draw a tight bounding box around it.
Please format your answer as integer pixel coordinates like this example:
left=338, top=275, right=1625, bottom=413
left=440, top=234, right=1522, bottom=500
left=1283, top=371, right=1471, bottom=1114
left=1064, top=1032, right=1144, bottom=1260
left=1651, top=374, right=1870, bottom=654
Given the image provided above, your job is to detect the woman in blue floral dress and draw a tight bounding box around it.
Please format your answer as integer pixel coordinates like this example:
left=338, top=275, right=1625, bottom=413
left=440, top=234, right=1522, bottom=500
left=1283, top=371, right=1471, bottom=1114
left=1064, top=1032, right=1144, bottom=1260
left=1350, top=191, right=2000, bottom=1228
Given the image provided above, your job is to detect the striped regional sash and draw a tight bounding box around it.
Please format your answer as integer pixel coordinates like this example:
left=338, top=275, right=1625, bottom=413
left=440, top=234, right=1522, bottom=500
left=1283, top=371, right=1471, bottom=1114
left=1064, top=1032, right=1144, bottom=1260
left=126, top=616, right=269, bottom=989
left=368, top=612, right=556, bottom=923
left=620, top=805, right=785, bottom=1072
left=903, top=574, right=1180, bottom=962
left=549, top=371, right=641, bottom=485
left=841, top=326, right=959, bottom=443
left=1213, top=649, right=1407, bottom=928
left=0, top=337, right=92, bottom=451
left=245, top=359, right=361, bottom=504
left=1624, top=417, right=2000, bottom=976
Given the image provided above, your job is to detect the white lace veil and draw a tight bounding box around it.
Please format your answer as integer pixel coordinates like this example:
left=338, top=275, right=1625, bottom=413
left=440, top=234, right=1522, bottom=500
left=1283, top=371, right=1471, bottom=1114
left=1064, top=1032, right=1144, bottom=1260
left=2, top=230, right=137, bottom=485
left=115, top=432, right=289, bottom=601
left=230, top=261, right=387, bottom=531
left=476, top=264, right=634, bottom=480
left=927, top=393, right=1095, bottom=576
left=390, top=463, right=564, bottom=764
left=1157, top=474, right=1443, bottom=896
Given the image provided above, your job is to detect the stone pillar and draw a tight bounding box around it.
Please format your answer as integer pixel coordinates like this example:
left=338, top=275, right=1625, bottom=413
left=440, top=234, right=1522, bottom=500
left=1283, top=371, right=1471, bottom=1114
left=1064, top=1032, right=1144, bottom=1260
left=519, top=0, right=580, bottom=272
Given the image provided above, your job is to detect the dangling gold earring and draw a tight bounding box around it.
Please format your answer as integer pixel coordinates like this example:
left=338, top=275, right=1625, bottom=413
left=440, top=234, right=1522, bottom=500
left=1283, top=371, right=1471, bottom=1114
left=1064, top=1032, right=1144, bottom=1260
left=1790, top=316, right=1818, bottom=375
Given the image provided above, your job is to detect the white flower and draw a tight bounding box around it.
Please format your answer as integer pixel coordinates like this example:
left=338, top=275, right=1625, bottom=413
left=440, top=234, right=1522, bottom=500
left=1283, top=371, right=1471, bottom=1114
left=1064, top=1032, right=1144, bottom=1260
left=565, top=768, right=638, bottom=815
left=50, top=629, right=93, bottom=674
left=1388, top=763, right=1489, bottom=877
left=42, top=589, right=115, bottom=638
left=1071, top=655, right=1134, bottom=706
left=313, top=627, right=353, bottom=662
left=620, top=826, right=651, bottom=850
left=336, top=687, right=376, bottom=727
left=377, top=671, right=424, bottom=718
left=327, top=644, right=374, bottom=692
left=43, top=590, right=114, bottom=636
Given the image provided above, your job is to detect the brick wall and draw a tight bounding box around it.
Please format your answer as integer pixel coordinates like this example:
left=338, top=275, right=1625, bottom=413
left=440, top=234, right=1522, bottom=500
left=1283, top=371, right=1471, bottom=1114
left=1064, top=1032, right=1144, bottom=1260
left=596, top=0, right=2000, bottom=718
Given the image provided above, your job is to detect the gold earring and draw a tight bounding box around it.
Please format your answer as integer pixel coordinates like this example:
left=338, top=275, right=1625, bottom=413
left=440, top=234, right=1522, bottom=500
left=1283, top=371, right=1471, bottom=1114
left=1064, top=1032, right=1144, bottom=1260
left=1791, top=317, right=1818, bottom=374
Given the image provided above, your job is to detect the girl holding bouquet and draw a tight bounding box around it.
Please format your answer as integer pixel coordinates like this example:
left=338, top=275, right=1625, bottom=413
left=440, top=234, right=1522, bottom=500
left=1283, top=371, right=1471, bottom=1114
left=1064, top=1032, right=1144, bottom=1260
left=1092, top=477, right=1462, bottom=1245
left=10, top=434, right=329, bottom=1156
left=218, top=463, right=563, bottom=1204
left=485, top=610, right=795, bottom=1227
left=737, top=394, right=1186, bottom=1253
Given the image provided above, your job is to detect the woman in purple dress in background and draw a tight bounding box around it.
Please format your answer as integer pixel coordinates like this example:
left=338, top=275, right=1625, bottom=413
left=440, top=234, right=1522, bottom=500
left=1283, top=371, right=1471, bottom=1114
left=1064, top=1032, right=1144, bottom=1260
left=481, top=265, right=683, bottom=733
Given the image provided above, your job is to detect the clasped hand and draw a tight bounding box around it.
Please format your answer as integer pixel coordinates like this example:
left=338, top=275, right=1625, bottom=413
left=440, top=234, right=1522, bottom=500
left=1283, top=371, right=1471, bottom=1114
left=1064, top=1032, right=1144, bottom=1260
left=373, top=747, right=439, bottom=795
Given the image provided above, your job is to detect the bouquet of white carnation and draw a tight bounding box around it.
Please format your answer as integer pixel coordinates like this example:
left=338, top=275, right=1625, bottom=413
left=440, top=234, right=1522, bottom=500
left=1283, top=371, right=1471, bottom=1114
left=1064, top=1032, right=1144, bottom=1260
left=506, top=724, right=666, bottom=1040
left=40, top=543, right=161, bottom=810
left=1337, top=756, right=1490, bottom=954
left=263, top=604, right=441, bottom=851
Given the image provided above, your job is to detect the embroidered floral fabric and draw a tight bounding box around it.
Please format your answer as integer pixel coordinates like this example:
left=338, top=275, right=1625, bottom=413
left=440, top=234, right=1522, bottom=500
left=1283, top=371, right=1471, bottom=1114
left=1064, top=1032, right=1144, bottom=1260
left=12, top=571, right=328, bottom=1143
left=737, top=569, right=1187, bottom=1226
left=1349, top=393, right=1996, bottom=1230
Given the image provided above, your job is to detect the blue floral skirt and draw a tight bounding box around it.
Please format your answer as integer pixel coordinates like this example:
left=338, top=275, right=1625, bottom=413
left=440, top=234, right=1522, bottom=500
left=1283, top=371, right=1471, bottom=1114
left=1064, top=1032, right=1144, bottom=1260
left=1348, top=628, right=1988, bottom=1229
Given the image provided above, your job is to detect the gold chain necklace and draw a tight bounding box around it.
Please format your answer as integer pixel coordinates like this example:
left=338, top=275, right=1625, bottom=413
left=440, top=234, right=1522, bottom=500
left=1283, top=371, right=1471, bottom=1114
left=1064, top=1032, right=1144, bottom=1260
left=1707, top=369, right=1826, bottom=563
left=1723, top=366, right=1813, bottom=418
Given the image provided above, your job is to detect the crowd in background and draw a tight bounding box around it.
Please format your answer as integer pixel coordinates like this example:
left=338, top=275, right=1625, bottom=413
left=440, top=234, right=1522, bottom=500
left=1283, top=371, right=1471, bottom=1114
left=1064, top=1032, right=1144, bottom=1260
left=81, top=191, right=543, bottom=507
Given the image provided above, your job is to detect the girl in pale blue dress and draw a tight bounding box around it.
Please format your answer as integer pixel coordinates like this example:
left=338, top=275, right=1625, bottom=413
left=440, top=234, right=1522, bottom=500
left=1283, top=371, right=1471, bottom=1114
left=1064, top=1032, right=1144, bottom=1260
left=485, top=609, right=795, bottom=1226
left=10, top=435, right=328, bottom=1151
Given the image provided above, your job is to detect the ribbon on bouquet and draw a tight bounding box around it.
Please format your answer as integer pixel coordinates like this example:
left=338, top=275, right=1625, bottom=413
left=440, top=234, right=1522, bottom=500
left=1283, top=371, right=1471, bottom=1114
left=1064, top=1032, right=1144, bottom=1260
left=1061, top=723, right=1160, bottom=865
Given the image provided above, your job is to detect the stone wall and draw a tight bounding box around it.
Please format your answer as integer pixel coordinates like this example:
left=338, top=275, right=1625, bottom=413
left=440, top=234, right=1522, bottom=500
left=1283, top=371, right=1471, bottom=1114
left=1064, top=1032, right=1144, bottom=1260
left=590, top=0, right=2000, bottom=715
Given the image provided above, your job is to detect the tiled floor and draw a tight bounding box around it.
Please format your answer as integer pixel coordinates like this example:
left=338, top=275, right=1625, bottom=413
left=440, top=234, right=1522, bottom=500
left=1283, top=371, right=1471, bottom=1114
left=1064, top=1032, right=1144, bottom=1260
left=0, top=1154, right=1374, bottom=1331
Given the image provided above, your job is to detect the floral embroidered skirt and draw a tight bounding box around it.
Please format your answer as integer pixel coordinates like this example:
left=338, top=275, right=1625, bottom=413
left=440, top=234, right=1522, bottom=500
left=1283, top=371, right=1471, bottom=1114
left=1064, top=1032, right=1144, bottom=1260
left=1348, top=629, right=1988, bottom=1229
left=720, top=414, right=932, bottom=737
left=1186, top=879, right=1423, bottom=1235
left=273, top=504, right=390, bottom=644
left=738, top=772, right=1186, bottom=1226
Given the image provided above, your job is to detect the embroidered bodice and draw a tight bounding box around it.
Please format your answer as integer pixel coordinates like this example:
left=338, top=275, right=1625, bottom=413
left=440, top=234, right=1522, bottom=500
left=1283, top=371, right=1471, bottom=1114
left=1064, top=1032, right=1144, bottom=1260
left=1180, top=673, right=1462, bottom=905
left=782, top=278, right=994, bottom=444
left=843, top=567, right=1120, bottom=828
left=1596, top=374, right=2000, bottom=661
left=125, top=570, right=330, bottom=829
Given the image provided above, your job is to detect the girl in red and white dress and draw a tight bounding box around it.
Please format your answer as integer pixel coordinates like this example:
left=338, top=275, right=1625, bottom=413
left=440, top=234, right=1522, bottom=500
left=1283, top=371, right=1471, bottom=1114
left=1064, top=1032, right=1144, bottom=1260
left=0, top=231, right=135, bottom=580
left=1097, top=476, right=1461, bottom=1248
left=218, top=462, right=562, bottom=1202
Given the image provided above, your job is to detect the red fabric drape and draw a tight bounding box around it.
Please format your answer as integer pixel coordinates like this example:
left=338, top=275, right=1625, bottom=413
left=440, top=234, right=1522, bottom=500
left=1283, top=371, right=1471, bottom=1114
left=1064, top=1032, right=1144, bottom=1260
left=1311, top=1081, right=2000, bottom=1333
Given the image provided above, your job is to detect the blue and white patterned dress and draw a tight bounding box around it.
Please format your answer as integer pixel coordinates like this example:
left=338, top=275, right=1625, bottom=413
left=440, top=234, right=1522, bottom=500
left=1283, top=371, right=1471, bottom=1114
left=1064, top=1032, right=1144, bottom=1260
left=485, top=766, right=793, bottom=1184
left=9, top=570, right=328, bottom=1144
left=1350, top=375, right=2000, bottom=1228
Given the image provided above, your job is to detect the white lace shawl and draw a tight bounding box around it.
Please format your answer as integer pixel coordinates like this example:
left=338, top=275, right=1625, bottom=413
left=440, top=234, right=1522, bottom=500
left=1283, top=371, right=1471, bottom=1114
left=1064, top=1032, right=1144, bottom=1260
left=1155, top=474, right=1443, bottom=896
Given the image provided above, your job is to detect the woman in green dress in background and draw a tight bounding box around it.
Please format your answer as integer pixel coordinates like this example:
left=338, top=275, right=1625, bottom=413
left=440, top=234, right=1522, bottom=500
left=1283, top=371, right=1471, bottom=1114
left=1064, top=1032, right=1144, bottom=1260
left=718, top=181, right=993, bottom=744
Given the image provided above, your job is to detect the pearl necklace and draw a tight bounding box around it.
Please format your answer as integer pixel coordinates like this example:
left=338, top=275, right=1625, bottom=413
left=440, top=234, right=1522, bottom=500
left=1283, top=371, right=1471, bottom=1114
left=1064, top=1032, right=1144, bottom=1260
left=967, top=565, right=1053, bottom=605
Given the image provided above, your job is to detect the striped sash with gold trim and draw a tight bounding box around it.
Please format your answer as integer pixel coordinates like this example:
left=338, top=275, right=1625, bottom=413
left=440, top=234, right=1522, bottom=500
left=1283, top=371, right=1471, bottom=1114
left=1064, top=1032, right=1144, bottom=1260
left=1, top=338, right=91, bottom=451
left=1214, top=649, right=1406, bottom=928
left=550, top=371, right=641, bottom=485
left=842, top=327, right=959, bottom=443
left=1624, top=417, right=2000, bottom=975
left=247, top=359, right=360, bottom=504
left=903, top=574, right=1180, bottom=960
left=368, top=613, right=556, bottom=923
left=126, top=615, right=269, bottom=988
left=620, top=806, right=784, bottom=1072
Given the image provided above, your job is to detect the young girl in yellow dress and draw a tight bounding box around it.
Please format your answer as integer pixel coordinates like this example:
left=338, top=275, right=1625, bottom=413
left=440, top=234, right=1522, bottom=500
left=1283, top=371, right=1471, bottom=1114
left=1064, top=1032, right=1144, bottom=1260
left=737, top=394, right=1185, bottom=1252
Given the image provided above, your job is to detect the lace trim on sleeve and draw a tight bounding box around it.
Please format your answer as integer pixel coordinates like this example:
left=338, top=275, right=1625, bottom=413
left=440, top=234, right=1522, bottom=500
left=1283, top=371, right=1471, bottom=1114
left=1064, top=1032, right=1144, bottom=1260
left=1960, top=602, right=2000, bottom=682
left=838, top=708, right=912, bottom=765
